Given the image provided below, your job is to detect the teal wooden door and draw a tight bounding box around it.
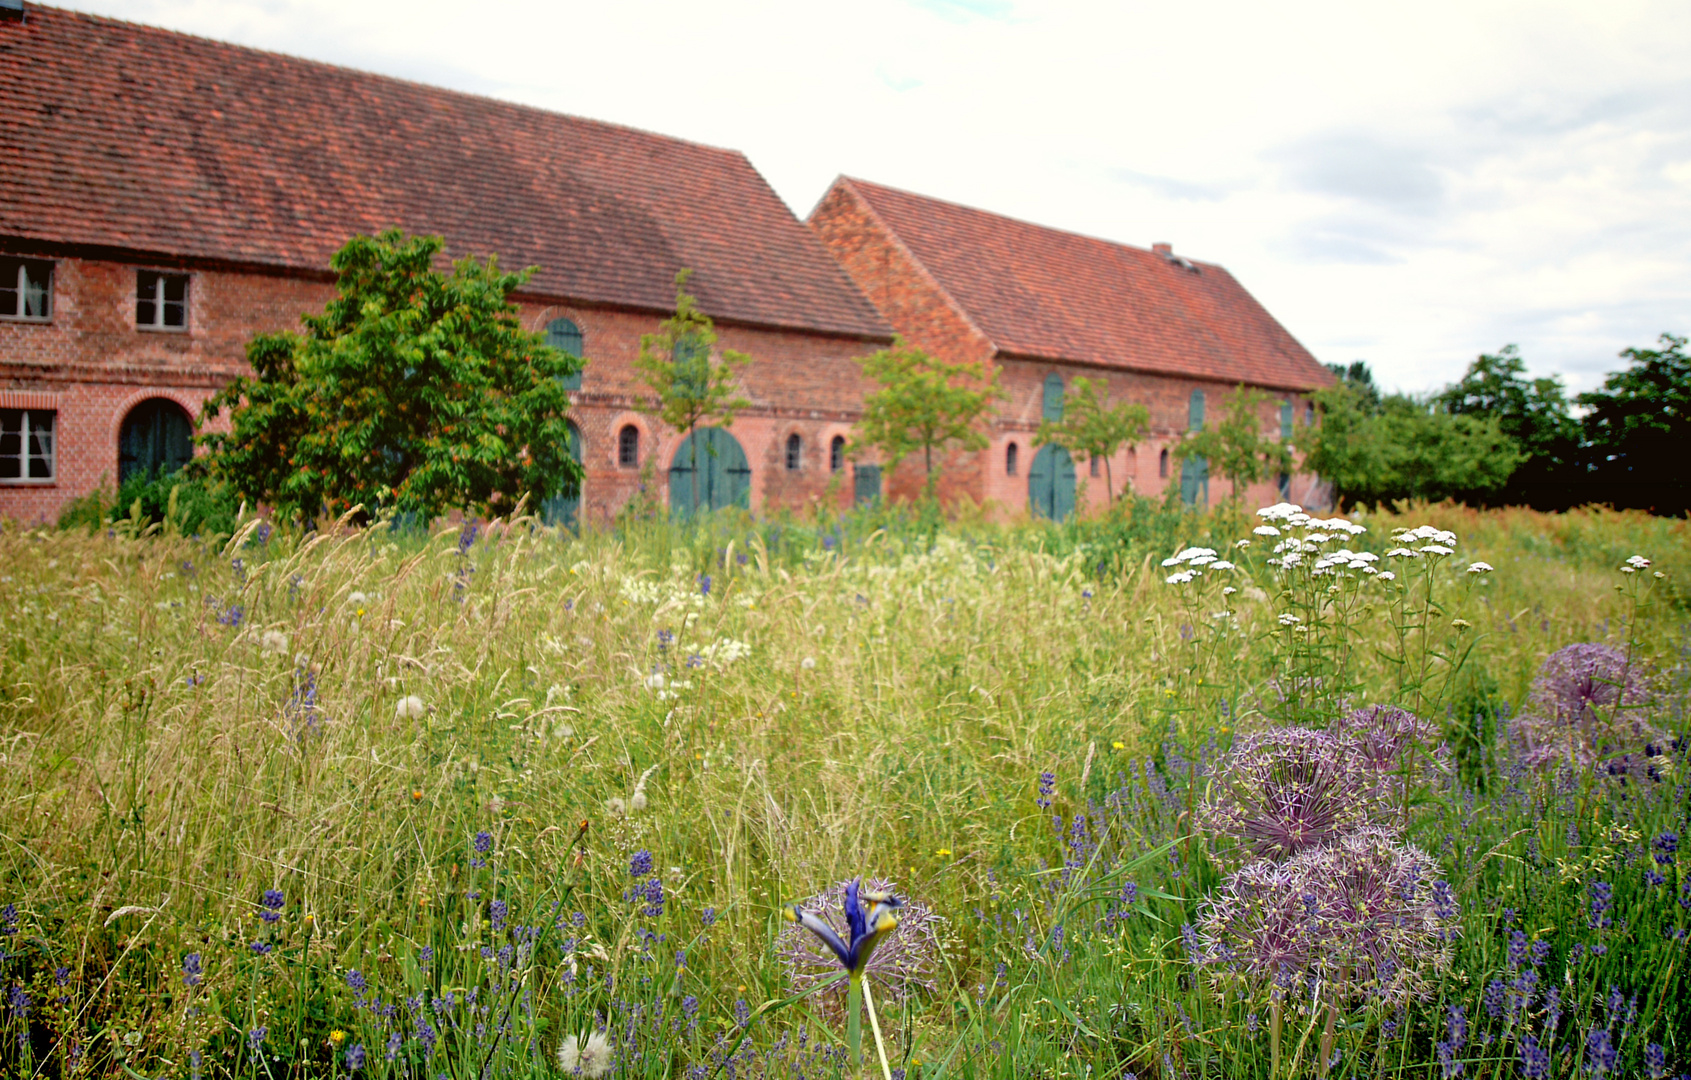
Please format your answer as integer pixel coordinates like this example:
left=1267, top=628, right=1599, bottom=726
left=669, top=427, right=751, bottom=517
left=1028, top=444, right=1076, bottom=520
left=1181, top=389, right=1209, bottom=506
left=118, top=398, right=194, bottom=482
left=541, top=421, right=582, bottom=528
left=853, top=463, right=881, bottom=506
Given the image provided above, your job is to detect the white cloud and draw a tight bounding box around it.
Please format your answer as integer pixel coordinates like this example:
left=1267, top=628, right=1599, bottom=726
left=66, top=0, right=1691, bottom=394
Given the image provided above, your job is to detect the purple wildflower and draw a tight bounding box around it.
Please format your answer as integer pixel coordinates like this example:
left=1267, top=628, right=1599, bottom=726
left=1037, top=771, right=1056, bottom=810
left=1198, top=727, right=1388, bottom=861
left=630, top=850, right=653, bottom=877
left=1510, top=643, right=1659, bottom=776
left=346, top=969, right=367, bottom=994
left=259, top=888, right=284, bottom=923
left=776, top=878, right=942, bottom=1010
left=345, top=1043, right=366, bottom=1072
left=182, top=952, right=202, bottom=986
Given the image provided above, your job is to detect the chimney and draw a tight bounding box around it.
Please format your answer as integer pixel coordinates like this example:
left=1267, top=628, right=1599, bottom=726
left=1152, top=243, right=1173, bottom=257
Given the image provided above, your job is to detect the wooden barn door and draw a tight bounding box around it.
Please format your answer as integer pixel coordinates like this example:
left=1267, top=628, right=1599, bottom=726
left=669, top=427, right=751, bottom=517
left=1028, top=444, right=1076, bottom=521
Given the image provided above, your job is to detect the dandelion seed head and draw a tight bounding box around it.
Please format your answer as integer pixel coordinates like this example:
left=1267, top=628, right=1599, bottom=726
left=557, top=1031, right=612, bottom=1077
left=396, top=695, right=426, bottom=720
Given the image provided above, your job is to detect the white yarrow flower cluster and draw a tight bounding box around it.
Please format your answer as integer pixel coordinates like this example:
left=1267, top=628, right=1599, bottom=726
left=1621, top=554, right=1651, bottom=574
left=1162, top=547, right=1234, bottom=586
left=1255, top=504, right=1371, bottom=576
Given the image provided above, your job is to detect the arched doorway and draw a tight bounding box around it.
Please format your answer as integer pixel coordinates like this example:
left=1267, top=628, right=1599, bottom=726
left=540, top=420, right=583, bottom=528
left=669, top=427, right=750, bottom=517
left=1028, top=444, right=1076, bottom=521
left=118, top=398, right=194, bottom=483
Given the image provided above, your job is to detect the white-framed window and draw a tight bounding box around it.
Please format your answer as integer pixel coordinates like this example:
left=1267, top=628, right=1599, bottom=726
left=0, top=409, right=55, bottom=483
left=137, top=270, right=189, bottom=330
left=0, top=257, right=53, bottom=321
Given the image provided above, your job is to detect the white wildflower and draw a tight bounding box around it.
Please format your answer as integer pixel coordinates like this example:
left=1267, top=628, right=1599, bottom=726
left=604, top=797, right=627, bottom=817
left=1253, top=525, right=1281, bottom=537
left=260, top=630, right=289, bottom=654
left=1419, top=545, right=1454, bottom=556
left=629, top=790, right=648, bottom=813
left=1257, top=502, right=1302, bottom=520
left=1620, top=566, right=1636, bottom=574
left=1626, top=555, right=1651, bottom=569
left=1160, top=556, right=1181, bottom=567
left=1378, top=571, right=1396, bottom=581
left=1209, top=560, right=1235, bottom=571
left=800, top=657, right=816, bottom=670
left=1236, top=538, right=1252, bottom=548
left=1166, top=571, right=1197, bottom=585
left=1278, top=613, right=1301, bottom=626
left=645, top=672, right=666, bottom=692
left=347, top=591, right=368, bottom=607
left=1385, top=548, right=1420, bottom=559
left=1305, top=532, right=1331, bottom=544
left=558, top=1031, right=613, bottom=1077
left=1466, top=562, right=1494, bottom=574
left=1223, top=586, right=1238, bottom=595
left=396, top=695, right=426, bottom=720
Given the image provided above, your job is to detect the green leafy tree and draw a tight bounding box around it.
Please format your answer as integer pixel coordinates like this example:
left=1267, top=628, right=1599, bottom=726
left=198, top=230, right=582, bottom=523
left=1172, top=385, right=1293, bottom=503
left=1033, top=376, right=1150, bottom=504
left=1437, top=345, right=1578, bottom=507
left=851, top=338, right=1004, bottom=501
left=1305, top=386, right=1520, bottom=509
left=1324, top=360, right=1383, bottom=413
left=1576, top=332, right=1691, bottom=514
left=632, top=270, right=751, bottom=515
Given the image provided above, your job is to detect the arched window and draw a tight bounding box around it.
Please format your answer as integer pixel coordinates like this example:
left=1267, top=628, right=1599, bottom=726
left=1158, top=447, right=1169, bottom=478
left=1006, top=442, right=1019, bottom=477
left=829, top=435, right=845, bottom=472
left=786, top=433, right=803, bottom=471
left=1042, top=373, right=1065, bottom=422
left=119, top=398, right=194, bottom=482
left=618, top=424, right=640, bottom=468
left=547, top=318, right=584, bottom=391
left=1089, top=455, right=1100, bottom=478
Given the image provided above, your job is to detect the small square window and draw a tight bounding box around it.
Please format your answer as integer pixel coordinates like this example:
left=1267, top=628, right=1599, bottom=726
left=0, top=409, right=55, bottom=482
left=0, top=257, right=53, bottom=321
left=137, top=270, right=189, bottom=329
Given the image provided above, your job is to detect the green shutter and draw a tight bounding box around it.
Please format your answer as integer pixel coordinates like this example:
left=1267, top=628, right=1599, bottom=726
left=1280, top=399, right=1294, bottom=440
left=541, top=421, right=583, bottom=529
left=547, top=319, right=584, bottom=391
left=1028, top=444, right=1076, bottom=521
left=1182, top=389, right=1208, bottom=506
left=1188, top=389, right=1205, bottom=431
left=669, top=427, right=751, bottom=518
left=1042, top=373, right=1065, bottom=422
left=853, top=463, right=881, bottom=506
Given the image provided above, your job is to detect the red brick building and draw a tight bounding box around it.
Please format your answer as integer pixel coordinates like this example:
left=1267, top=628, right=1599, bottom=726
left=0, top=5, right=891, bottom=524
left=808, top=177, right=1334, bottom=514
left=1, top=5, right=1331, bottom=525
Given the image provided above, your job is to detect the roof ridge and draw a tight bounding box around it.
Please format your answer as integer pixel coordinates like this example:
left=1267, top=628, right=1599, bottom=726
left=27, top=4, right=750, bottom=160
left=841, top=175, right=1214, bottom=269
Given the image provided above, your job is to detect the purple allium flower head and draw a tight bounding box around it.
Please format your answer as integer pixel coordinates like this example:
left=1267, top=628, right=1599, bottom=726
left=1198, top=727, right=1389, bottom=862
left=1199, top=826, right=1456, bottom=1004
left=1336, top=704, right=1437, bottom=796
left=776, top=878, right=942, bottom=1011
left=1510, top=643, right=1659, bottom=776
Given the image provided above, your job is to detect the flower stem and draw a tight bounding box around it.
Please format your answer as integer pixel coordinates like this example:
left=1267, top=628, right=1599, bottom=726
left=847, top=974, right=863, bottom=1074
left=862, top=974, right=894, bottom=1080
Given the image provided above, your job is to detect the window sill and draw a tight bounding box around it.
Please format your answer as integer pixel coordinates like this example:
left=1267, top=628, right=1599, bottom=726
left=0, top=479, right=57, bottom=487
left=136, top=324, right=190, bottom=334
left=0, top=316, right=53, bottom=326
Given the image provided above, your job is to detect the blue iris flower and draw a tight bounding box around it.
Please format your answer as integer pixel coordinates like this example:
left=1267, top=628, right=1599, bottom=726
left=783, top=878, right=903, bottom=979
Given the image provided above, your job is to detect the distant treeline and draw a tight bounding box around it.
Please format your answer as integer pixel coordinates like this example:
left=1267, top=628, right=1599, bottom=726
left=1307, top=333, right=1689, bottom=515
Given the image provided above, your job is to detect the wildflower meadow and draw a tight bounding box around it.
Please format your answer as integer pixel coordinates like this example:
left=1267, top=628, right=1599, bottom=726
left=0, top=499, right=1686, bottom=1079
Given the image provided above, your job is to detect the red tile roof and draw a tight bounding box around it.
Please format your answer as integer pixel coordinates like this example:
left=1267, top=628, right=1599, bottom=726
left=831, top=178, right=1332, bottom=391
left=0, top=6, right=890, bottom=339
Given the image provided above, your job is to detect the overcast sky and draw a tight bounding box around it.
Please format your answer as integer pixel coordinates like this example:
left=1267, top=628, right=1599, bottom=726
left=63, top=0, right=1691, bottom=395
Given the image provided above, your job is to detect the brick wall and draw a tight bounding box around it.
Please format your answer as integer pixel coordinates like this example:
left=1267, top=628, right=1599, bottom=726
left=0, top=252, right=887, bottom=524
left=808, top=182, right=1328, bottom=520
